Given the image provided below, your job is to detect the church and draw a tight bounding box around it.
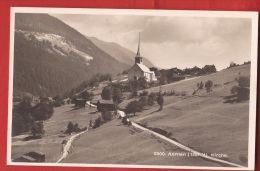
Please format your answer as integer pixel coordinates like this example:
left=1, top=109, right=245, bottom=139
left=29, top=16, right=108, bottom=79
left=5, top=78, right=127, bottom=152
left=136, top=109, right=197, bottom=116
left=128, top=35, right=157, bottom=82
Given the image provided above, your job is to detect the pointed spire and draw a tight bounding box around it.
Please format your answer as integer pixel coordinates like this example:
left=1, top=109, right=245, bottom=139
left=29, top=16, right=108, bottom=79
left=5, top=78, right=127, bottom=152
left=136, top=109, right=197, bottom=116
left=136, top=32, right=141, bottom=57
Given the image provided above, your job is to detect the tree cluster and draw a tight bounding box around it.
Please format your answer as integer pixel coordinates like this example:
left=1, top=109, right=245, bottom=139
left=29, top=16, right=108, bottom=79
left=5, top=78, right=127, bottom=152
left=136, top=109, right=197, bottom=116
left=92, top=111, right=114, bottom=128
left=125, top=100, right=144, bottom=116
left=155, top=65, right=216, bottom=86
left=125, top=92, right=160, bottom=115
left=231, top=76, right=250, bottom=101
left=156, top=93, right=164, bottom=110
left=65, top=121, right=87, bottom=134
left=205, top=80, right=213, bottom=92
left=31, top=121, right=45, bottom=138
left=101, top=85, right=123, bottom=103
left=196, top=80, right=214, bottom=92
left=12, top=96, right=54, bottom=137
left=80, top=90, right=94, bottom=101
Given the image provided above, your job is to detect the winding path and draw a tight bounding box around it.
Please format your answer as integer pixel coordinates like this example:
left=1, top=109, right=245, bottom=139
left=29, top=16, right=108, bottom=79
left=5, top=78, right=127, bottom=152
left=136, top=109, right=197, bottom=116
left=57, top=98, right=244, bottom=167
left=56, top=130, right=88, bottom=163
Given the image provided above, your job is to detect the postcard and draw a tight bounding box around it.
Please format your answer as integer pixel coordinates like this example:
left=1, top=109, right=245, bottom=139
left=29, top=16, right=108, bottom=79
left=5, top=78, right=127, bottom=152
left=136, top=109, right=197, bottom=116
left=7, top=7, right=258, bottom=170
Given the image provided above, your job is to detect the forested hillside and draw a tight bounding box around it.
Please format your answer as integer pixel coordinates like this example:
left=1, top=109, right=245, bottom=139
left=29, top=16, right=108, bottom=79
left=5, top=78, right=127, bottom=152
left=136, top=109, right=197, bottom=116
left=13, top=14, right=130, bottom=97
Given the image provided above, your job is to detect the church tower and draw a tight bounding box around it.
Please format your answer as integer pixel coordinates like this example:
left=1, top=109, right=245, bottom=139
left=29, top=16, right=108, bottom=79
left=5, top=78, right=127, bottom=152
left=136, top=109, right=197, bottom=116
left=135, top=33, right=143, bottom=65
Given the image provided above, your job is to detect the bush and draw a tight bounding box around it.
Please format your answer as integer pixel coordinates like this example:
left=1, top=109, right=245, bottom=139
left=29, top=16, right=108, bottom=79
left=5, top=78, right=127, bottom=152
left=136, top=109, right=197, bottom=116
left=101, top=86, right=112, bottom=100
left=230, top=86, right=238, bottom=94
left=93, top=117, right=102, bottom=128
left=147, top=92, right=156, bottom=106
left=238, top=76, right=250, bottom=88
left=102, top=111, right=113, bottom=122
left=91, top=112, right=114, bottom=129
left=156, top=93, right=164, bottom=110
left=81, top=90, right=94, bottom=101
left=52, top=96, right=63, bottom=107
left=237, top=87, right=250, bottom=100
left=66, top=121, right=74, bottom=134
left=138, top=77, right=148, bottom=89
left=230, top=76, right=250, bottom=101
left=197, top=81, right=204, bottom=89
left=205, top=80, right=213, bottom=92
left=31, top=101, right=54, bottom=121
left=131, top=89, right=138, bottom=97
left=112, top=87, right=123, bottom=103
left=169, top=89, right=175, bottom=96
left=89, top=118, right=93, bottom=128
left=73, top=123, right=81, bottom=132
left=139, top=90, right=148, bottom=96
left=31, top=121, right=45, bottom=138
left=159, top=75, right=167, bottom=85
left=172, top=75, right=186, bottom=82
left=139, top=96, right=148, bottom=106
left=125, top=100, right=144, bottom=115
left=12, top=96, right=34, bottom=136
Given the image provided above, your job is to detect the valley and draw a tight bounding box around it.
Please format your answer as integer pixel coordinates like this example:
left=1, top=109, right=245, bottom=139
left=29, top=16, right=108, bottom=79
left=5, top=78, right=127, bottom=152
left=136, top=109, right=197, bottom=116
left=11, top=64, right=250, bottom=167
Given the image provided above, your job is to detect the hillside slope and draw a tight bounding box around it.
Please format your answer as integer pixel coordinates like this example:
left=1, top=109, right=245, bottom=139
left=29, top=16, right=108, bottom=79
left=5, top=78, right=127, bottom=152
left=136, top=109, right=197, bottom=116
left=87, top=36, right=155, bottom=68
left=132, top=64, right=251, bottom=166
left=13, top=13, right=130, bottom=97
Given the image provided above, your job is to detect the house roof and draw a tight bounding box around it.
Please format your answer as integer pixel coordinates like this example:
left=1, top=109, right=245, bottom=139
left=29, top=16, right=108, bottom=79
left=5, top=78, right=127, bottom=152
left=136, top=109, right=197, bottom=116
left=97, top=99, right=114, bottom=105
left=75, top=98, right=87, bottom=101
left=136, top=63, right=152, bottom=73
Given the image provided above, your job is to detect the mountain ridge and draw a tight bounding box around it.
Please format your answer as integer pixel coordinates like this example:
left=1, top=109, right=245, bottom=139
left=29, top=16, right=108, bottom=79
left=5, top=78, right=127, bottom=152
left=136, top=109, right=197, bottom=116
left=87, top=36, right=155, bottom=68
left=13, top=13, right=131, bottom=97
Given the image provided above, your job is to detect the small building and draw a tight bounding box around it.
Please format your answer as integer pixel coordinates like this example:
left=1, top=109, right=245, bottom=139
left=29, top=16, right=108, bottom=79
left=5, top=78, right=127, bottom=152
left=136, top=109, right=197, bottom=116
left=93, top=99, right=117, bottom=112
left=74, top=98, right=87, bottom=108
left=13, top=152, right=45, bottom=162
left=128, top=34, right=157, bottom=82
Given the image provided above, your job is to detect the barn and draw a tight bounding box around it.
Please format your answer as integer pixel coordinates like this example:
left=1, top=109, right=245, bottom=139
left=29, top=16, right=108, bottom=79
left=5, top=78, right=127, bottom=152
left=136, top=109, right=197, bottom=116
left=13, top=152, right=45, bottom=162
left=74, top=98, right=87, bottom=108
left=93, top=100, right=117, bottom=112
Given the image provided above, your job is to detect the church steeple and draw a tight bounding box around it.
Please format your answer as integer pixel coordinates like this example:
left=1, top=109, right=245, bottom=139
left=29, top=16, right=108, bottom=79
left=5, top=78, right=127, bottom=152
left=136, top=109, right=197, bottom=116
left=135, top=33, right=143, bottom=65
left=136, top=32, right=141, bottom=57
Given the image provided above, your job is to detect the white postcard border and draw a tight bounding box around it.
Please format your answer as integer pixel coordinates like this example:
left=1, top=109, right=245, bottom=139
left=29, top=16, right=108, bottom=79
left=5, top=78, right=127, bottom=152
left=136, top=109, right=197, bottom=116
left=7, top=7, right=259, bottom=170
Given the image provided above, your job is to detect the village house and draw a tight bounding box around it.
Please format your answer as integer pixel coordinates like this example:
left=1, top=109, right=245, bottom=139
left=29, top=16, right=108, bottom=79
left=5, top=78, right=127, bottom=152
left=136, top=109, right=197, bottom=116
left=74, top=98, right=87, bottom=108
left=93, top=99, right=117, bottom=112
left=13, top=151, right=45, bottom=162
left=128, top=34, right=157, bottom=82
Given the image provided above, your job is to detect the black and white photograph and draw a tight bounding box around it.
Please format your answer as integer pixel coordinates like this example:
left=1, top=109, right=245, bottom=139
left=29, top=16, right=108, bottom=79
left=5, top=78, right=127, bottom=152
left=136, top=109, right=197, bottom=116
left=8, top=8, right=258, bottom=170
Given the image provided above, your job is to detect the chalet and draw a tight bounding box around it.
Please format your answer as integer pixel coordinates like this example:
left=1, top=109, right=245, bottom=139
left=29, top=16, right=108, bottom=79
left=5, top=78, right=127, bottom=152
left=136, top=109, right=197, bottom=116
left=74, top=98, right=87, bottom=108
left=93, top=99, right=117, bottom=112
left=128, top=34, right=157, bottom=82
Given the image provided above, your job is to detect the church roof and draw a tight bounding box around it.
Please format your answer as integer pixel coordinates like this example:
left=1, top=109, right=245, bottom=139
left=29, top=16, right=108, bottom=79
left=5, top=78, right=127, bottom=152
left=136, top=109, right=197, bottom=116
left=136, top=63, right=153, bottom=73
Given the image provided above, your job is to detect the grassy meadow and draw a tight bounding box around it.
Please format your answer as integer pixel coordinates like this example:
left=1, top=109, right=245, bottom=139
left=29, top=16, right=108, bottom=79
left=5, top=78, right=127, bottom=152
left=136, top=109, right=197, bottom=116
left=11, top=64, right=251, bottom=167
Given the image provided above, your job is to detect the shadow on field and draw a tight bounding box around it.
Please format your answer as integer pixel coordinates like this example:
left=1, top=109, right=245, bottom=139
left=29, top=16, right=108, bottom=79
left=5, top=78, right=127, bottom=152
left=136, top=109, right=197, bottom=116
left=22, top=135, right=41, bottom=141
left=223, top=95, right=241, bottom=103
left=89, top=111, right=98, bottom=115
left=70, top=106, right=85, bottom=111
left=150, top=109, right=161, bottom=114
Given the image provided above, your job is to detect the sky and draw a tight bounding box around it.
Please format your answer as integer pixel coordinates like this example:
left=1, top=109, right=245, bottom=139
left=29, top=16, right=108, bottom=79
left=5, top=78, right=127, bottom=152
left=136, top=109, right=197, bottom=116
left=51, top=13, right=252, bottom=71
